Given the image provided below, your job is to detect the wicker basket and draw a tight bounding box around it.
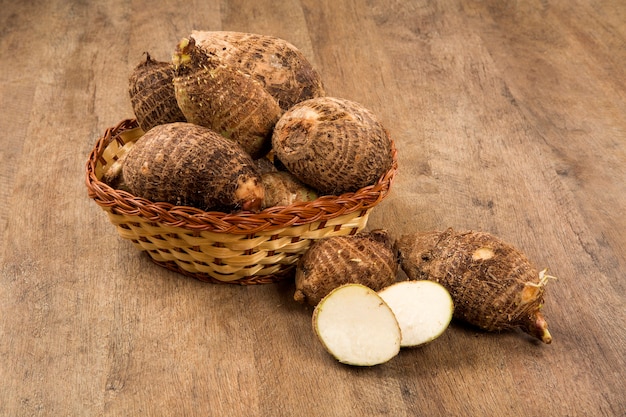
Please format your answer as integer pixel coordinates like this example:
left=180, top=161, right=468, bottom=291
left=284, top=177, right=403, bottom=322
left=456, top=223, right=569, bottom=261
left=85, top=119, right=398, bottom=284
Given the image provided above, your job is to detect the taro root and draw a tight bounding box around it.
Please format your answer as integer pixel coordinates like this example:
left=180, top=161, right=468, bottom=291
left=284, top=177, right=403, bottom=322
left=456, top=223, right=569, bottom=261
left=313, top=284, right=401, bottom=366
left=253, top=156, right=278, bottom=175
left=122, top=122, right=264, bottom=212
left=378, top=280, right=454, bottom=348
left=397, top=228, right=554, bottom=343
left=190, top=30, right=325, bottom=111
left=172, top=37, right=282, bottom=159
left=128, top=53, right=187, bottom=132
left=272, top=97, right=394, bottom=195
left=102, top=143, right=134, bottom=192
left=260, top=171, right=318, bottom=209
left=294, top=230, right=398, bottom=306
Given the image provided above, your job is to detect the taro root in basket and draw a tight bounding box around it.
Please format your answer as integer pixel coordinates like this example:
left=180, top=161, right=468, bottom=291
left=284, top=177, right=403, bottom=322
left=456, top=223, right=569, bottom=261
left=85, top=119, right=397, bottom=285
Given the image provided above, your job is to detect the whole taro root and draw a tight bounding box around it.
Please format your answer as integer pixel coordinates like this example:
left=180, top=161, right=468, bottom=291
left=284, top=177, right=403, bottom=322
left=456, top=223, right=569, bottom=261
left=272, top=97, right=394, bottom=195
left=397, top=228, right=554, bottom=344
left=190, top=30, right=325, bottom=111
left=128, top=53, right=187, bottom=132
left=172, top=37, right=283, bottom=159
left=294, top=230, right=398, bottom=306
left=122, top=122, right=264, bottom=212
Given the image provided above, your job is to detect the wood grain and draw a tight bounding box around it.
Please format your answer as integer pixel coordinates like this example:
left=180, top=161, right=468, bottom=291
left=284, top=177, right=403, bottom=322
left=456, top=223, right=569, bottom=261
left=1, top=0, right=625, bottom=416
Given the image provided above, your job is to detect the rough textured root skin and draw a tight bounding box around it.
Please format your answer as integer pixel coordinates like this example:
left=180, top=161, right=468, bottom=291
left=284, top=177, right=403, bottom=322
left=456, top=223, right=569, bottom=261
left=190, top=30, right=326, bottom=110
left=260, top=171, right=318, bottom=209
left=396, top=228, right=553, bottom=343
left=128, top=53, right=187, bottom=132
left=272, top=97, right=394, bottom=195
left=172, top=37, right=282, bottom=159
left=253, top=156, right=278, bottom=175
left=102, top=150, right=132, bottom=192
left=122, top=122, right=264, bottom=212
left=294, top=230, right=398, bottom=306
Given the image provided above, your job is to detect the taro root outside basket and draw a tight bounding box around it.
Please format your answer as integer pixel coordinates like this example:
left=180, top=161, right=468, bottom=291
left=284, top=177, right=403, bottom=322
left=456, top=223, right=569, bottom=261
left=85, top=119, right=398, bottom=284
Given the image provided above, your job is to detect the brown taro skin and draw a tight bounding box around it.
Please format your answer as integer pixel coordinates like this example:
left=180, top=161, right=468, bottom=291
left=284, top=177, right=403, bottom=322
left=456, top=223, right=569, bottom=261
left=190, top=30, right=326, bottom=111
left=128, top=53, right=187, bottom=132
left=172, top=37, right=282, bottom=159
left=294, top=230, right=399, bottom=306
left=271, top=97, right=394, bottom=195
left=122, top=122, right=264, bottom=212
left=260, top=171, right=318, bottom=209
left=396, top=228, right=553, bottom=344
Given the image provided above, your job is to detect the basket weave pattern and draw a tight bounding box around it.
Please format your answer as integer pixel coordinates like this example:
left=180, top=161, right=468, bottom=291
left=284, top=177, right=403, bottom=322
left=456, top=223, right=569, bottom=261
left=86, top=119, right=397, bottom=284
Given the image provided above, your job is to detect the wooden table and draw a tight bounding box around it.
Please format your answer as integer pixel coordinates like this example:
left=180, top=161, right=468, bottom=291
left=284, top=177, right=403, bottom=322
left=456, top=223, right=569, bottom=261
left=2, top=1, right=625, bottom=415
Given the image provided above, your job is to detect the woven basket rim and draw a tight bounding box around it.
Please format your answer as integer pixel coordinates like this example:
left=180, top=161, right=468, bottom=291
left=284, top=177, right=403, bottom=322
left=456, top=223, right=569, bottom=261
left=85, top=118, right=398, bottom=235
